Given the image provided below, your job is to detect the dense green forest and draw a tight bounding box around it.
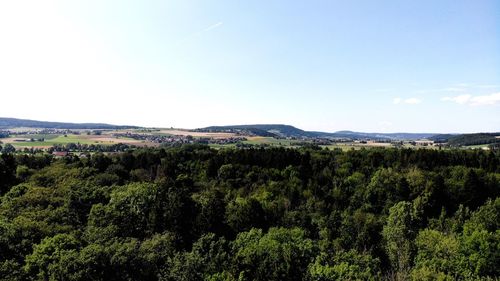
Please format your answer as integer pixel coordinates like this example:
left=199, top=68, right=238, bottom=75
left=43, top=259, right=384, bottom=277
left=0, top=146, right=499, bottom=280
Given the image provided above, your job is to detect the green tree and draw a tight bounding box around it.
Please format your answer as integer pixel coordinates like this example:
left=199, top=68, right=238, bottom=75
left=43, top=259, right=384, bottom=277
left=307, top=250, right=381, bottom=281
left=0, top=153, right=17, bottom=195
left=2, top=143, right=15, bottom=154
left=226, top=197, right=266, bottom=233
left=457, top=199, right=500, bottom=277
left=160, top=233, right=229, bottom=281
left=382, top=201, right=416, bottom=279
left=412, top=229, right=458, bottom=280
left=24, top=233, right=80, bottom=280
left=364, top=168, right=408, bottom=213
left=232, top=227, right=317, bottom=281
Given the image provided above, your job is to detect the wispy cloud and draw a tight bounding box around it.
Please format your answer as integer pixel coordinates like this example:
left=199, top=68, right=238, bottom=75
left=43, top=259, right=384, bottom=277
left=374, top=88, right=392, bottom=93
left=441, top=94, right=471, bottom=105
left=442, top=87, right=467, bottom=92
left=177, top=21, right=224, bottom=44
left=204, top=22, right=223, bottom=32
left=413, top=89, right=431, bottom=94
left=477, top=84, right=500, bottom=89
left=393, top=97, right=422, bottom=105
left=414, top=87, right=467, bottom=94
left=441, top=92, right=500, bottom=106
left=415, top=83, right=500, bottom=94
left=378, top=121, right=393, bottom=132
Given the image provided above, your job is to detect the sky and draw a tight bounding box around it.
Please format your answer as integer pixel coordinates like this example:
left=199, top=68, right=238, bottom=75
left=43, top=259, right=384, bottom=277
left=0, top=0, right=499, bottom=133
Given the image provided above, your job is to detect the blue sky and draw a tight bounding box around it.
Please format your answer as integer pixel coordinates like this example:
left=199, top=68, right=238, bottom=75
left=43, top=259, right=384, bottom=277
left=0, top=0, right=499, bottom=133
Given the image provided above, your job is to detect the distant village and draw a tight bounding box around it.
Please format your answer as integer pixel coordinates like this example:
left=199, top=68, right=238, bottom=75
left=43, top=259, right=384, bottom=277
left=112, top=132, right=247, bottom=145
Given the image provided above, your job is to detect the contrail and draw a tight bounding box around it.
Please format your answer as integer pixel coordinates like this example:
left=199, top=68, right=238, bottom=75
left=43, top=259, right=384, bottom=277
left=204, top=22, right=223, bottom=32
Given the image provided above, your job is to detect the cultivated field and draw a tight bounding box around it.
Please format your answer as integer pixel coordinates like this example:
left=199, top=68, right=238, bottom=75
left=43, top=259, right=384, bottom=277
left=0, top=128, right=240, bottom=149
left=159, top=129, right=237, bottom=139
left=0, top=127, right=474, bottom=151
left=0, top=133, right=146, bottom=148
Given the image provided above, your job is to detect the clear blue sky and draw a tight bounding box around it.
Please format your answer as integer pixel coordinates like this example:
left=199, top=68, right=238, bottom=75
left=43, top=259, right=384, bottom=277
left=0, top=0, right=499, bottom=133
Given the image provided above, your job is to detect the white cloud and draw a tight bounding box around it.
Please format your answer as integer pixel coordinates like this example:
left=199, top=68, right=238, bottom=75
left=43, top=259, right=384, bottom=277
left=204, top=22, right=223, bottom=32
left=441, top=93, right=500, bottom=106
left=477, top=84, right=500, bottom=89
left=405, top=97, right=422, bottom=104
left=413, top=89, right=430, bottom=94
left=443, top=87, right=467, bottom=92
left=417, top=83, right=500, bottom=94
left=441, top=94, right=471, bottom=105
left=378, top=121, right=393, bottom=132
left=469, top=92, right=500, bottom=106
left=393, top=97, right=421, bottom=105
left=416, top=87, right=467, bottom=94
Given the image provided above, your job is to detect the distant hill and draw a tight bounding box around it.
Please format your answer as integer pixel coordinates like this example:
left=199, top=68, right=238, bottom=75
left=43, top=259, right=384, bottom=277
left=196, top=124, right=331, bottom=138
left=196, top=124, right=437, bottom=140
left=428, top=133, right=500, bottom=146
left=428, top=134, right=458, bottom=143
left=330, top=131, right=436, bottom=140
left=196, top=125, right=283, bottom=137
left=0, top=117, right=139, bottom=130
left=447, top=133, right=500, bottom=146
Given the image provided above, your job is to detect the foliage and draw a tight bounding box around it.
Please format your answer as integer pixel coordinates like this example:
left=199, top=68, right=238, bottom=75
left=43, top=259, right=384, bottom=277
left=0, top=146, right=498, bottom=280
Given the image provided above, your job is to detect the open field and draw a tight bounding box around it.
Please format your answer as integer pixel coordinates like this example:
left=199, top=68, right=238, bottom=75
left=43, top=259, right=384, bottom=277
left=1, top=127, right=489, bottom=151
left=0, top=133, right=148, bottom=148
left=320, top=142, right=391, bottom=151
left=86, top=135, right=147, bottom=145
left=159, top=129, right=237, bottom=139
left=2, top=135, right=111, bottom=147
left=0, top=128, right=235, bottom=149
left=243, top=137, right=302, bottom=146
left=0, top=128, right=239, bottom=149
left=208, top=143, right=238, bottom=149
left=320, top=142, right=446, bottom=151
left=0, top=134, right=441, bottom=150
left=462, top=144, right=491, bottom=150
left=14, top=134, right=59, bottom=140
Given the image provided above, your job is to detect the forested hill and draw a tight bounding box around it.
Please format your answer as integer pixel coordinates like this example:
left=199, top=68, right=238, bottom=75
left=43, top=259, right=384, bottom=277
left=0, top=146, right=499, bottom=280
left=195, top=124, right=310, bottom=137
left=328, top=130, right=436, bottom=140
left=0, top=117, right=139, bottom=130
left=196, top=124, right=437, bottom=140
left=430, top=132, right=500, bottom=146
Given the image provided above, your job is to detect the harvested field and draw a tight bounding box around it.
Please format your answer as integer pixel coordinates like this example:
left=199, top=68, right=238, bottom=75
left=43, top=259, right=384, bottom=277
left=87, top=136, right=145, bottom=144
left=159, top=129, right=237, bottom=139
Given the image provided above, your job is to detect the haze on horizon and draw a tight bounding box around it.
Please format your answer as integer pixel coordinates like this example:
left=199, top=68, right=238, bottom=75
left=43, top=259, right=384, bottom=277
left=0, top=0, right=499, bottom=133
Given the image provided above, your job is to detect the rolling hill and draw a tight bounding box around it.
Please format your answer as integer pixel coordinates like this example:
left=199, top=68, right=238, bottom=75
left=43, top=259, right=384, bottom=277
left=195, top=124, right=437, bottom=140
left=0, top=117, right=139, bottom=130
left=4, top=118, right=495, bottom=145
left=447, top=133, right=500, bottom=146
left=195, top=124, right=311, bottom=138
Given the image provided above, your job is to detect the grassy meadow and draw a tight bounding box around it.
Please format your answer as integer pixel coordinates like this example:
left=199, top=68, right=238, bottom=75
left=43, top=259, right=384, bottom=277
left=4, top=134, right=114, bottom=147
